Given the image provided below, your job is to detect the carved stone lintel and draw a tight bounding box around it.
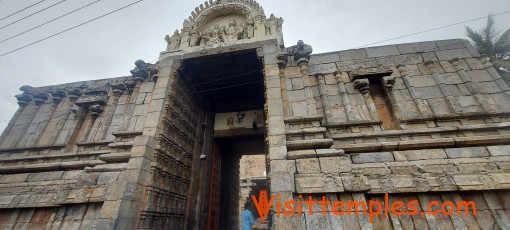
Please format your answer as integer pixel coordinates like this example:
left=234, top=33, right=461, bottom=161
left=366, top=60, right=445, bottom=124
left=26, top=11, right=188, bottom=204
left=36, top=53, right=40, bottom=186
left=51, top=90, right=67, bottom=104
left=15, top=93, right=33, bottom=107
left=354, top=78, right=370, bottom=94
left=111, top=83, right=127, bottom=96
left=33, top=92, right=49, bottom=105
left=382, top=76, right=395, bottom=91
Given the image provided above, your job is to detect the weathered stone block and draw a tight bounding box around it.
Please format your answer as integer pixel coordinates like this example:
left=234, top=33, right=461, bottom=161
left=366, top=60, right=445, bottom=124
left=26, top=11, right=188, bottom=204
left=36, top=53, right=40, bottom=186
left=342, top=176, right=370, bottom=192
left=319, top=156, right=351, bottom=173
left=269, top=146, right=287, bottom=160
left=398, top=41, right=438, bottom=54
left=315, top=148, right=344, bottom=157
left=351, top=163, right=391, bottom=175
left=393, top=149, right=447, bottom=161
left=338, top=49, right=368, bottom=61
left=385, top=161, right=419, bottom=174
left=435, top=48, right=471, bottom=60
left=27, top=171, right=64, bottom=182
left=295, top=174, right=343, bottom=193
left=487, top=145, right=510, bottom=156
left=271, top=160, right=296, bottom=173
left=308, top=63, right=337, bottom=75
left=353, top=152, right=394, bottom=164
left=296, top=158, right=321, bottom=174
left=445, top=147, right=489, bottom=158
left=376, top=53, right=423, bottom=66
left=271, top=172, right=295, bottom=192
left=409, top=86, right=443, bottom=99
left=309, top=53, right=340, bottom=65
left=288, top=150, right=316, bottom=160
left=403, top=75, right=437, bottom=88
left=365, top=45, right=400, bottom=58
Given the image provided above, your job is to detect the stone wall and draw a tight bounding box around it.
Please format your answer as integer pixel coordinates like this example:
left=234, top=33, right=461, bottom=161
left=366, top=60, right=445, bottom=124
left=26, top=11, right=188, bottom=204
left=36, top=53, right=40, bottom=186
left=0, top=56, right=211, bottom=229
left=267, top=39, right=510, bottom=229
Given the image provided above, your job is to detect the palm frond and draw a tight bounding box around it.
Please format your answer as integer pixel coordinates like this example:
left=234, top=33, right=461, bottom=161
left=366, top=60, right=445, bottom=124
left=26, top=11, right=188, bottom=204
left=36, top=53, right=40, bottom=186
left=494, top=29, right=510, bottom=58
left=466, top=26, right=486, bottom=53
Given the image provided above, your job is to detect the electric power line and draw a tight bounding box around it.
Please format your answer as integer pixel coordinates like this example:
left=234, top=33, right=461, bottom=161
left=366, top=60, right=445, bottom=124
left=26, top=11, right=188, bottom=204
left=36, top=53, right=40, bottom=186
left=0, top=0, right=144, bottom=57
left=0, top=0, right=47, bottom=22
left=353, top=10, right=510, bottom=49
left=0, top=0, right=69, bottom=31
left=0, top=0, right=102, bottom=44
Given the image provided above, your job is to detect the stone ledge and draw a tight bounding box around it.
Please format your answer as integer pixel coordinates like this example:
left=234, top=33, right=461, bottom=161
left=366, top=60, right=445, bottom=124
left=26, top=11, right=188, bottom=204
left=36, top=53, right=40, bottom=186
left=0, top=150, right=110, bottom=163
left=0, top=160, right=105, bottom=174
left=287, top=139, right=333, bottom=150
left=284, top=115, right=323, bottom=124
left=107, top=141, right=134, bottom=148
left=0, top=144, right=66, bottom=153
left=400, top=112, right=510, bottom=123
left=286, top=127, right=327, bottom=136
left=76, top=140, right=113, bottom=147
left=329, top=122, right=510, bottom=140
left=333, top=134, right=510, bottom=153
left=98, top=152, right=131, bottom=163
left=325, top=120, right=381, bottom=128
left=111, top=130, right=143, bottom=137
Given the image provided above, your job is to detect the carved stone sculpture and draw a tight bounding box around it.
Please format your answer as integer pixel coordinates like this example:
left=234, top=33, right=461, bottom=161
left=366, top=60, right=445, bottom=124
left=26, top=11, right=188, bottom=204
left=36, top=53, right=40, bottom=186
left=165, top=30, right=182, bottom=51
left=202, top=24, right=223, bottom=44
left=246, top=15, right=255, bottom=38
left=288, top=40, right=313, bottom=65
left=224, top=19, right=242, bottom=41
left=354, top=78, right=370, bottom=94
left=130, top=60, right=158, bottom=83
left=51, top=90, right=67, bottom=103
left=382, top=76, right=395, bottom=90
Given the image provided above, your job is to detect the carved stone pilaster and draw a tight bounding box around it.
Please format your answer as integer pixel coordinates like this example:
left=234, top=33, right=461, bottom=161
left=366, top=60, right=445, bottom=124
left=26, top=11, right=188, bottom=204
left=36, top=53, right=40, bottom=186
left=33, top=92, right=49, bottom=105
left=354, top=78, right=370, bottom=94
left=382, top=76, right=395, bottom=91
left=130, top=60, right=158, bottom=83
left=51, top=90, right=67, bottom=103
left=111, top=83, right=127, bottom=96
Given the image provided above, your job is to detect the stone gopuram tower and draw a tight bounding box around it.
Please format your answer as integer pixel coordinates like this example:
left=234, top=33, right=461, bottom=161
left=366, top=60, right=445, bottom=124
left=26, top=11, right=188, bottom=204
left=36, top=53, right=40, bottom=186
left=1, top=0, right=510, bottom=229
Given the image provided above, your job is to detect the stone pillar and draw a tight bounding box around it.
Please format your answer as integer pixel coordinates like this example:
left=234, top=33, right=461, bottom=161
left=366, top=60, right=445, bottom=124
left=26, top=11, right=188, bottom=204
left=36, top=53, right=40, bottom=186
left=277, top=54, right=288, bottom=116
left=334, top=71, right=356, bottom=122
left=315, top=73, right=333, bottom=124
left=298, top=59, right=318, bottom=116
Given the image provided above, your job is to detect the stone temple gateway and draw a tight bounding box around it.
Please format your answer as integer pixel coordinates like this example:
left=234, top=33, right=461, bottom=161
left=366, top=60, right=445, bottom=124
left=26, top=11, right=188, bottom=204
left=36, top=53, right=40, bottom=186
left=1, top=0, right=510, bottom=229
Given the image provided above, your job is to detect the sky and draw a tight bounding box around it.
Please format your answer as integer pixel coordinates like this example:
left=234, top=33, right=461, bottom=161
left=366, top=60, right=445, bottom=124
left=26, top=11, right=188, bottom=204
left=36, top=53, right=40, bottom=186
left=0, top=0, right=509, bottom=133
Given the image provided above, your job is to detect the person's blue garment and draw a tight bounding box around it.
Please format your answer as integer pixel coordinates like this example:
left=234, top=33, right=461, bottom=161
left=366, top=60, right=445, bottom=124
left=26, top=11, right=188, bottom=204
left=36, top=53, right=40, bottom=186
left=242, top=209, right=255, bottom=230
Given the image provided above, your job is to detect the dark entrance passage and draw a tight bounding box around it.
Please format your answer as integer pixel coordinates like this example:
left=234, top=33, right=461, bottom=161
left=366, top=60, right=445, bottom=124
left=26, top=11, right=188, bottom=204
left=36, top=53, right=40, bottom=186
left=179, top=49, right=268, bottom=230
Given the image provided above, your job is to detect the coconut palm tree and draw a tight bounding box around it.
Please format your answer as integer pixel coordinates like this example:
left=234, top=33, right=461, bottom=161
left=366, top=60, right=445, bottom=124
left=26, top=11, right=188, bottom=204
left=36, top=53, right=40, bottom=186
left=465, top=14, right=510, bottom=83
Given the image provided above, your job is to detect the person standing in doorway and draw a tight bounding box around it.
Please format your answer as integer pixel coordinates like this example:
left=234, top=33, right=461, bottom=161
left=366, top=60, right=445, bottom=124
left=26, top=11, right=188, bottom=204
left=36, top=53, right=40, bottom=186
left=242, top=202, right=255, bottom=230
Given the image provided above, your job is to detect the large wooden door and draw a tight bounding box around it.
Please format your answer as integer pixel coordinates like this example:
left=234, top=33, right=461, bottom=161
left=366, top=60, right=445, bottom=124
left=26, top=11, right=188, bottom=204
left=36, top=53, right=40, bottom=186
left=206, top=143, right=221, bottom=230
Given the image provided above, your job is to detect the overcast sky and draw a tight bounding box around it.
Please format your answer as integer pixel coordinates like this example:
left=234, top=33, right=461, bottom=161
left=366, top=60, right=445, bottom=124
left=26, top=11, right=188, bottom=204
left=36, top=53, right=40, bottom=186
left=0, top=0, right=509, bottom=133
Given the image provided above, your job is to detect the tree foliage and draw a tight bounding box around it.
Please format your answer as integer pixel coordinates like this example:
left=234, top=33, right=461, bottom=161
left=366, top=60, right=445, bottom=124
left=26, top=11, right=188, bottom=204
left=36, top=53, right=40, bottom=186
left=466, top=14, right=510, bottom=83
